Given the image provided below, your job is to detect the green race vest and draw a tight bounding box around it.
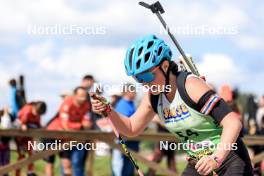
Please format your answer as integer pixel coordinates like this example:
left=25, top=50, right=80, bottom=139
left=157, top=79, right=223, bottom=159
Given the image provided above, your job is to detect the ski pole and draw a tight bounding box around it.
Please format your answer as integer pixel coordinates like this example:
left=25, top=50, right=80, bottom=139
left=139, top=1, right=200, bottom=76
left=90, top=94, right=144, bottom=176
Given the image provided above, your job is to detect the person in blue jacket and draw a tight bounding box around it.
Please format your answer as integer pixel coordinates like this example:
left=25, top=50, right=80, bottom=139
left=111, top=83, right=139, bottom=176
left=9, top=79, right=19, bottom=119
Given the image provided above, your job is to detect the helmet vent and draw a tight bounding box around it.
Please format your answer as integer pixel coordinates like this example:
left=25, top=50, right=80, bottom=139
left=152, top=55, right=156, bottom=63
left=138, top=47, right=143, bottom=56
left=157, top=47, right=162, bottom=56
left=144, top=52, right=150, bottom=63
left=169, top=51, right=172, bottom=57
left=136, top=59, right=141, bottom=69
left=147, top=41, right=154, bottom=49
left=129, top=48, right=134, bottom=68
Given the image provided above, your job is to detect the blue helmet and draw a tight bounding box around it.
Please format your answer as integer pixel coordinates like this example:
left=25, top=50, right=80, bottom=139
left=124, top=35, right=172, bottom=76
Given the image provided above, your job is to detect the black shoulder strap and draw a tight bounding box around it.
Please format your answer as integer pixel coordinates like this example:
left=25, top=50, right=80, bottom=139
left=150, top=93, right=159, bottom=113
left=150, top=71, right=200, bottom=113
left=176, top=71, right=200, bottom=111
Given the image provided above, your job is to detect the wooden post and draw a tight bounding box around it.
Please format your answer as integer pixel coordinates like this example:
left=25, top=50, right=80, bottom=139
left=106, top=141, right=178, bottom=176
left=252, top=151, right=264, bottom=164
left=87, top=140, right=95, bottom=176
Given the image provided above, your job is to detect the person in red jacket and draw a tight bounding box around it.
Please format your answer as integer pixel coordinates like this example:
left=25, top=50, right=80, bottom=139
left=47, top=87, right=91, bottom=131
left=16, top=101, right=46, bottom=176
left=47, top=86, right=92, bottom=176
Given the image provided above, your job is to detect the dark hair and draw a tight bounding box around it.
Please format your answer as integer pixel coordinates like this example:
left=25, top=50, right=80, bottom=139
left=82, top=75, right=94, bottom=81
left=168, top=61, right=179, bottom=75
left=73, top=86, right=87, bottom=94
left=9, top=79, right=17, bottom=87
left=111, top=95, right=122, bottom=108
left=0, top=109, right=4, bottom=117
left=159, top=60, right=178, bottom=74
left=34, top=101, right=47, bottom=115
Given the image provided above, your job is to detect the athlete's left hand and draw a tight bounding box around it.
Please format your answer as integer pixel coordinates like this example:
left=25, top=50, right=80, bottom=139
left=195, top=156, right=217, bottom=175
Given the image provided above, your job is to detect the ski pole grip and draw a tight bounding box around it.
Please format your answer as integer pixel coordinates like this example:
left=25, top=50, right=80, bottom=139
left=90, top=94, right=110, bottom=117
left=138, top=1, right=151, bottom=9
left=139, top=1, right=165, bottom=14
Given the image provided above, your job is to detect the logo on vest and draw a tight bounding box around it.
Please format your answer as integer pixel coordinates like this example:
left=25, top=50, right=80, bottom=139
left=163, top=104, right=191, bottom=123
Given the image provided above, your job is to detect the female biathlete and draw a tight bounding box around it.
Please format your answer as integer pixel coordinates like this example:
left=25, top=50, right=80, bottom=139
left=91, top=35, right=253, bottom=176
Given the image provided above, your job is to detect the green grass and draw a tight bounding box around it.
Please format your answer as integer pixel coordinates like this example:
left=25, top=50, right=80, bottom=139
left=8, top=151, right=264, bottom=176
left=8, top=151, right=187, bottom=176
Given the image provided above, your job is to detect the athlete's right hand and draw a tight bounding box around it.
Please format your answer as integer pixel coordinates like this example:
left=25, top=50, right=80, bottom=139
left=90, top=93, right=109, bottom=116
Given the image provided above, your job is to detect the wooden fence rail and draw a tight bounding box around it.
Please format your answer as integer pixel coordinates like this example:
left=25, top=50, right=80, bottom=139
left=0, top=129, right=263, bottom=145
left=0, top=129, right=263, bottom=175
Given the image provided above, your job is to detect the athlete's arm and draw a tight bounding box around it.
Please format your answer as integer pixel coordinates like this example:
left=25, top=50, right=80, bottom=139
left=91, top=93, right=156, bottom=137
left=152, top=114, right=162, bottom=124
left=186, top=77, right=242, bottom=175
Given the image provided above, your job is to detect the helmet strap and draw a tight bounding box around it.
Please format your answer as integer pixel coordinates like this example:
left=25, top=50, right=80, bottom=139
left=159, top=65, right=170, bottom=94
left=159, top=61, right=178, bottom=94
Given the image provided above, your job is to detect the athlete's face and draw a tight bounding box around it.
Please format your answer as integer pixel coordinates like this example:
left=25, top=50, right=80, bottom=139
left=143, top=61, right=169, bottom=95
left=74, top=89, right=87, bottom=105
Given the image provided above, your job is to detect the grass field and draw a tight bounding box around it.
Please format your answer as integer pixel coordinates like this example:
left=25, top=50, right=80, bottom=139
left=7, top=141, right=264, bottom=176
left=8, top=151, right=187, bottom=176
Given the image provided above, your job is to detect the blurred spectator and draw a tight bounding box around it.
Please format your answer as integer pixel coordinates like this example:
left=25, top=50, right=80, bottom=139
left=8, top=76, right=27, bottom=121
left=111, top=83, right=139, bottom=176
left=108, top=88, right=122, bottom=108
left=16, top=75, right=27, bottom=109
left=248, top=119, right=258, bottom=135
left=0, top=107, right=13, bottom=129
left=0, top=107, right=13, bottom=176
left=43, top=90, right=72, bottom=176
left=219, top=84, right=233, bottom=103
left=248, top=117, right=263, bottom=175
left=80, top=74, right=100, bottom=129
left=246, top=95, right=264, bottom=176
left=81, top=75, right=95, bottom=92
left=219, top=85, right=240, bottom=114
left=219, top=85, right=244, bottom=137
left=256, top=96, right=264, bottom=131
left=16, top=101, right=47, bottom=176
left=259, top=117, right=264, bottom=172
left=260, top=116, right=264, bottom=134
left=9, top=79, right=19, bottom=119
left=79, top=75, right=96, bottom=175
left=248, top=95, right=258, bottom=121
left=110, top=94, right=121, bottom=108
left=47, top=87, right=92, bottom=176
